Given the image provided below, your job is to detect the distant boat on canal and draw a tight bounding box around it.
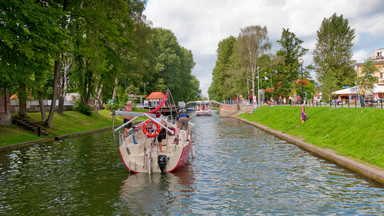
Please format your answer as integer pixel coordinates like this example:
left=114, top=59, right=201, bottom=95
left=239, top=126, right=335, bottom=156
left=195, top=101, right=212, bottom=116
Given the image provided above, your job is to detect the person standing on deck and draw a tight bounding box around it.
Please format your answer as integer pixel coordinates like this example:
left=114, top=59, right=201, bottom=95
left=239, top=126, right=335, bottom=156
left=153, top=111, right=166, bottom=153
left=173, top=110, right=192, bottom=144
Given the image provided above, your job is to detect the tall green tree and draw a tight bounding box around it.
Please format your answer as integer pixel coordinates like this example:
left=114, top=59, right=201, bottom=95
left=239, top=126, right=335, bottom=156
left=235, top=25, right=271, bottom=104
left=313, top=13, right=356, bottom=89
left=276, top=28, right=308, bottom=97
left=358, top=58, right=380, bottom=93
left=0, top=0, right=66, bottom=118
left=208, top=36, right=237, bottom=101
left=149, top=28, right=200, bottom=102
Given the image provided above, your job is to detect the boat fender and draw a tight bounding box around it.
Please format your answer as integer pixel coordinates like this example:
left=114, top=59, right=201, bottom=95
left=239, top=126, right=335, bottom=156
left=142, top=119, right=161, bottom=138
left=158, top=155, right=168, bottom=174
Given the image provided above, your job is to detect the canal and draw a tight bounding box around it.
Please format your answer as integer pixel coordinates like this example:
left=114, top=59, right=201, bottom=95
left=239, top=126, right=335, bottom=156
left=1, top=111, right=384, bottom=215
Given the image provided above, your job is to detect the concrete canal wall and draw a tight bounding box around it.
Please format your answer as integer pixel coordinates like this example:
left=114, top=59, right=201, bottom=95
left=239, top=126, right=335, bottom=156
left=236, top=117, right=384, bottom=185
left=219, top=104, right=253, bottom=117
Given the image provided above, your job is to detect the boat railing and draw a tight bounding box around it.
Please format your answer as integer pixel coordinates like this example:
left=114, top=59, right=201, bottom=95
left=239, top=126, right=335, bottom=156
left=112, top=111, right=176, bottom=135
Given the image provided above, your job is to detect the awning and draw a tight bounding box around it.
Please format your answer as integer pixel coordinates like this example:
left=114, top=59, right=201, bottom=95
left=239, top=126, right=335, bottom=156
left=332, top=85, right=384, bottom=95
left=332, top=86, right=359, bottom=95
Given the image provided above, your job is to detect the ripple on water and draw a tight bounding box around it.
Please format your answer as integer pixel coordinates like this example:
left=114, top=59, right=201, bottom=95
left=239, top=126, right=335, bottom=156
left=1, top=112, right=384, bottom=215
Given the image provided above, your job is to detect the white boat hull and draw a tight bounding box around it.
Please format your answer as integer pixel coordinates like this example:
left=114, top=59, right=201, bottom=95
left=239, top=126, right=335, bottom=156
left=119, top=129, right=192, bottom=173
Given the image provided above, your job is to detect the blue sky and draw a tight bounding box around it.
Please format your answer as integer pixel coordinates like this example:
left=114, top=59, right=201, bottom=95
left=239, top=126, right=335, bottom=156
left=144, top=0, right=384, bottom=96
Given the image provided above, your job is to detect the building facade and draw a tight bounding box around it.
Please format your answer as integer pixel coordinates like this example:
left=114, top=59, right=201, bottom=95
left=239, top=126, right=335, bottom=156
left=356, top=48, right=384, bottom=86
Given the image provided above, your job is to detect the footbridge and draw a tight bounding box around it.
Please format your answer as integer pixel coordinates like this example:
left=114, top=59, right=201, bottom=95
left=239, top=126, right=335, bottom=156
left=185, top=100, right=220, bottom=107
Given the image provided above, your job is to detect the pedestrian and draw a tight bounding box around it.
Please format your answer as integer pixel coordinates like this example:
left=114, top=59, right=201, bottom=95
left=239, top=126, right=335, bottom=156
left=301, top=103, right=306, bottom=124
left=278, top=96, right=282, bottom=105
left=359, top=84, right=365, bottom=107
left=283, top=97, right=286, bottom=105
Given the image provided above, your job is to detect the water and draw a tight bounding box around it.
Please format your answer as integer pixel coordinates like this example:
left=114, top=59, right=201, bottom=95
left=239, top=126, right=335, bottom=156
left=1, top=111, right=384, bottom=215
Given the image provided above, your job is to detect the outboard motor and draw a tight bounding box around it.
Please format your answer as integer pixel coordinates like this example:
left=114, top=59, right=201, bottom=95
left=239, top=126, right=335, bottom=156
left=158, top=155, right=168, bottom=174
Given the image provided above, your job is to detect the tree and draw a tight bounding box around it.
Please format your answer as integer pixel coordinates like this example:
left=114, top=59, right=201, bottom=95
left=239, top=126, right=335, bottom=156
left=313, top=13, right=356, bottom=89
left=235, top=26, right=271, bottom=105
left=358, top=58, right=380, bottom=93
left=276, top=28, right=308, bottom=97
left=208, top=36, right=236, bottom=101
left=0, top=0, right=66, bottom=119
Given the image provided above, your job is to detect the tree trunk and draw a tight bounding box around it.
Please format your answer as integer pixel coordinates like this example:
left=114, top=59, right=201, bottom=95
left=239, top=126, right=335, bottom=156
left=94, top=83, right=103, bottom=114
left=45, top=58, right=61, bottom=127
left=57, top=52, right=74, bottom=114
left=18, top=83, right=27, bottom=118
left=112, top=77, right=118, bottom=101
left=38, top=91, right=46, bottom=122
left=58, top=96, right=64, bottom=114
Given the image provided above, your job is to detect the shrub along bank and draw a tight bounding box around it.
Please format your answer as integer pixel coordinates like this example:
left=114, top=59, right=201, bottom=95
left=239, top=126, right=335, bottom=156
left=238, top=106, right=384, bottom=168
left=0, top=110, right=128, bottom=146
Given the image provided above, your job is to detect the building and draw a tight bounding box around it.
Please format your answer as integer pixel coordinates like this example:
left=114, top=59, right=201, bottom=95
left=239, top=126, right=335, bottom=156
left=356, top=48, right=384, bottom=86
left=331, top=49, right=384, bottom=101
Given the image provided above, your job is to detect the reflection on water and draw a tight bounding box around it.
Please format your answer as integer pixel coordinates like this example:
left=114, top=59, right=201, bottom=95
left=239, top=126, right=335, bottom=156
left=1, top=110, right=384, bottom=215
left=119, top=166, right=194, bottom=215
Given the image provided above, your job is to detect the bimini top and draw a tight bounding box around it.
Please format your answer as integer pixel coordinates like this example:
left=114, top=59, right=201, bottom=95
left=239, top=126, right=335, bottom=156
left=146, top=92, right=166, bottom=100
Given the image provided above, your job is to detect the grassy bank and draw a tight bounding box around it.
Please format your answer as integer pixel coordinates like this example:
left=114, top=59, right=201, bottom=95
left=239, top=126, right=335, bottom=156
left=0, top=110, right=129, bottom=146
left=238, top=106, right=384, bottom=168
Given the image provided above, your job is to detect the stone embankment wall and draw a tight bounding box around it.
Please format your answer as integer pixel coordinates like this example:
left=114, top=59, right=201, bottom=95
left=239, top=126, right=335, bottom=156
left=219, top=104, right=253, bottom=117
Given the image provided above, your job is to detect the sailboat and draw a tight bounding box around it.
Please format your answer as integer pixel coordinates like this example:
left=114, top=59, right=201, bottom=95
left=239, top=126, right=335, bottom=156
left=112, top=91, right=194, bottom=174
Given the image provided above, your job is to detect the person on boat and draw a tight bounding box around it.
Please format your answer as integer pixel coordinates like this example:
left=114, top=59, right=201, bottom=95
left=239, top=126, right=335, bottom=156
left=124, top=101, right=133, bottom=138
left=174, top=110, right=192, bottom=144
left=153, top=111, right=166, bottom=153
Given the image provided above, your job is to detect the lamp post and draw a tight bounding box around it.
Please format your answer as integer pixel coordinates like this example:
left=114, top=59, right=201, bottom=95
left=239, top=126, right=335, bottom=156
left=257, top=74, right=260, bottom=105
left=299, top=58, right=304, bottom=102
left=141, top=82, right=149, bottom=96
left=264, top=75, right=268, bottom=101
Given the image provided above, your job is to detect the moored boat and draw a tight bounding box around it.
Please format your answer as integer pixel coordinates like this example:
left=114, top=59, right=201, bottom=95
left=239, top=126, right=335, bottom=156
left=112, top=93, right=194, bottom=174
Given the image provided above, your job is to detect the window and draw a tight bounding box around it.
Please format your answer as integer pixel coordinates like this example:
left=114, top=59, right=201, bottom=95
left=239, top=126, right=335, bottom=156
left=380, top=72, right=384, bottom=80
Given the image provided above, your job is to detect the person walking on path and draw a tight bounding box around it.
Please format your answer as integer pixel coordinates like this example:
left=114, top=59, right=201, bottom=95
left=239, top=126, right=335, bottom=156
left=359, top=84, right=366, bottom=108
left=301, top=103, right=307, bottom=124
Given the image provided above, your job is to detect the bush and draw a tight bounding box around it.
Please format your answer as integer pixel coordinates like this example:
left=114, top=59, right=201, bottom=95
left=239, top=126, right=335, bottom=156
left=73, top=101, right=92, bottom=116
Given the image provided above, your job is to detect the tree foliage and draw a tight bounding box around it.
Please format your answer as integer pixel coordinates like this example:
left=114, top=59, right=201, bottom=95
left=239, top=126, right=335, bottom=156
left=1, top=0, right=200, bottom=123
left=276, top=28, right=308, bottom=97
left=358, top=58, right=380, bottom=93
left=208, top=36, right=237, bottom=101
left=313, top=13, right=356, bottom=89
left=235, top=26, right=271, bottom=101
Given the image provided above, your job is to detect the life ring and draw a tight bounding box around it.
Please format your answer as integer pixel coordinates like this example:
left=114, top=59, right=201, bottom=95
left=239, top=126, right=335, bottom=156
left=142, top=119, right=161, bottom=138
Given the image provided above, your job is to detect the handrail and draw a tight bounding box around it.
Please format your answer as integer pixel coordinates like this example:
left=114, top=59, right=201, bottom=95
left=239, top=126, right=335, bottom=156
left=113, top=116, right=139, bottom=132
left=112, top=111, right=155, bottom=117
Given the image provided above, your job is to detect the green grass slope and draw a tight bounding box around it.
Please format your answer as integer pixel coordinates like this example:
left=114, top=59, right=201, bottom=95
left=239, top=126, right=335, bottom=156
left=238, top=106, right=384, bottom=168
left=0, top=110, right=125, bottom=146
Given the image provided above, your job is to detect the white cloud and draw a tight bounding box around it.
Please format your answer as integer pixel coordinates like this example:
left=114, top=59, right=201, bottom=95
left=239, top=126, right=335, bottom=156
left=353, top=50, right=371, bottom=63
left=144, top=0, right=384, bottom=97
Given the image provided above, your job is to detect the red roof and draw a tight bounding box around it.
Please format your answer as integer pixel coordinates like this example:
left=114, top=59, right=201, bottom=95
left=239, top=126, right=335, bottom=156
left=146, top=92, right=165, bottom=100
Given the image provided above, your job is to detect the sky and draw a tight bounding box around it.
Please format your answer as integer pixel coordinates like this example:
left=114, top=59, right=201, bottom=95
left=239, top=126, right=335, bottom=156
left=143, top=0, right=384, bottom=97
